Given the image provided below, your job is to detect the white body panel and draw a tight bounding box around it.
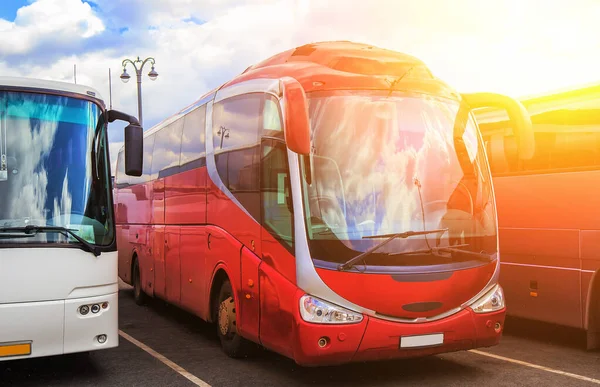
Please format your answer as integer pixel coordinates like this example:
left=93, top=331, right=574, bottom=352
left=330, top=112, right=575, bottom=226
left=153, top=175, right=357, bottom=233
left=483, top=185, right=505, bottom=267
left=0, top=249, right=118, bottom=361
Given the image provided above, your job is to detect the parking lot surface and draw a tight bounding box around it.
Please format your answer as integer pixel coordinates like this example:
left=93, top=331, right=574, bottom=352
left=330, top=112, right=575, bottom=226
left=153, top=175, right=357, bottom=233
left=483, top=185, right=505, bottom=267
left=1, top=281, right=599, bottom=386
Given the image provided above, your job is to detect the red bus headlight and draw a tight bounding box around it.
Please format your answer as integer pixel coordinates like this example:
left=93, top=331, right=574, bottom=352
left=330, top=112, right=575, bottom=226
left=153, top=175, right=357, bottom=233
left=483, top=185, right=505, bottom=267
left=300, top=295, right=363, bottom=324
left=470, top=284, right=505, bottom=313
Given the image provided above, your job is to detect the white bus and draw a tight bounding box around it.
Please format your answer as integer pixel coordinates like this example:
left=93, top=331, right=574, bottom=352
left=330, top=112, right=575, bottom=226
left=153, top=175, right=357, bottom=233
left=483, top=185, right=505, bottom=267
left=0, top=76, right=143, bottom=361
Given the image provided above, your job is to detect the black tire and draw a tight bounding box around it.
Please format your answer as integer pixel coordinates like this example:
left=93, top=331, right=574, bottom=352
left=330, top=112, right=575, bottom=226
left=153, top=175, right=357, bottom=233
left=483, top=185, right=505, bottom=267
left=214, top=280, right=256, bottom=358
left=132, top=258, right=146, bottom=306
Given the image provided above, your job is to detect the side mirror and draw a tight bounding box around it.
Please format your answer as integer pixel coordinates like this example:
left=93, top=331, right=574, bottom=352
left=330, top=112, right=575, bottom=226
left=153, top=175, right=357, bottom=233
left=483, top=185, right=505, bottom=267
left=280, top=76, right=311, bottom=155
left=124, top=124, right=143, bottom=176
left=462, top=92, right=534, bottom=160
left=107, top=109, right=144, bottom=176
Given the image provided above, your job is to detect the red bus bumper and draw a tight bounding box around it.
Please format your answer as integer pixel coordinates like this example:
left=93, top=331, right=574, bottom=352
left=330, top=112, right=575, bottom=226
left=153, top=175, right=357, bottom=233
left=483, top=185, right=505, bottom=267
left=291, top=297, right=505, bottom=366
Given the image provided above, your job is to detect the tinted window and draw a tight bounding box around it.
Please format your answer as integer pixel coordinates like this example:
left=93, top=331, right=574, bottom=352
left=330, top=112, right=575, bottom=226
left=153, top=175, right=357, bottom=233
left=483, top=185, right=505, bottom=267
left=263, top=96, right=282, bottom=134
left=213, top=94, right=262, bottom=151
left=152, top=117, right=184, bottom=178
left=212, top=93, right=262, bottom=220
left=115, top=149, right=127, bottom=186
left=142, top=134, right=155, bottom=181
left=180, top=104, right=206, bottom=171
left=261, top=139, right=294, bottom=253
left=480, top=91, right=600, bottom=175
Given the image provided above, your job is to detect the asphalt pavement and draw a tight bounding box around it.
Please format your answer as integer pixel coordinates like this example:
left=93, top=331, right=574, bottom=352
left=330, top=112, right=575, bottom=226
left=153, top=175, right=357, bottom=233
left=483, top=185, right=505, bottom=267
left=1, top=281, right=599, bottom=387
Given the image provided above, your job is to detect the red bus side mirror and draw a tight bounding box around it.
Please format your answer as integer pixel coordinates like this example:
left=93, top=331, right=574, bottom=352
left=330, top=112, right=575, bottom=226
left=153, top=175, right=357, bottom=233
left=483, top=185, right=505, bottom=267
left=462, top=92, right=534, bottom=160
left=280, top=77, right=311, bottom=155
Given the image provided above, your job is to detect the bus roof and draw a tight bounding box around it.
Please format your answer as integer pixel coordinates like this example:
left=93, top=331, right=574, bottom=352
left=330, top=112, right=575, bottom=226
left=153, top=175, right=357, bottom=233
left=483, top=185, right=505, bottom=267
left=0, top=76, right=104, bottom=103
left=127, top=41, right=463, bottom=151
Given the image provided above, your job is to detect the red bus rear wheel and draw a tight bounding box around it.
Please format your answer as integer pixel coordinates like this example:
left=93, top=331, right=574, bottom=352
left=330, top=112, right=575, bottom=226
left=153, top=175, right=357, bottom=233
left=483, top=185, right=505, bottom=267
left=132, top=258, right=146, bottom=306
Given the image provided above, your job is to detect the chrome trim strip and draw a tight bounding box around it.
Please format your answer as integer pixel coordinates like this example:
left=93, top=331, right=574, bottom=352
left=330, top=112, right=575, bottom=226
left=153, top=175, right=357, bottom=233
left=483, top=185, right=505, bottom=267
left=214, top=78, right=281, bottom=104
left=501, top=261, right=596, bottom=273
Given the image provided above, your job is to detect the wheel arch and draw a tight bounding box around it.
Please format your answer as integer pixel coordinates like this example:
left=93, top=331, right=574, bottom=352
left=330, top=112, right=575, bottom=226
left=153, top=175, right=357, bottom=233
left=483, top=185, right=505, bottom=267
left=585, top=268, right=600, bottom=350
left=208, top=264, right=235, bottom=324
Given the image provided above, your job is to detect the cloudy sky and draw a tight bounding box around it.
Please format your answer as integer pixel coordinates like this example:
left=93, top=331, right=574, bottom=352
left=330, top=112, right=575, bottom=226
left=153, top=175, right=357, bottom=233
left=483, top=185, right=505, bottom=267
left=1, top=0, right=599, bottom=174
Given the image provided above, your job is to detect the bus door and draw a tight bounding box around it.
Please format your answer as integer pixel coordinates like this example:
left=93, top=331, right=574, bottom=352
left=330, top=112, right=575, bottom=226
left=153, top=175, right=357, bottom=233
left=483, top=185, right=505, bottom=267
left=257, top=138, right=296, bottom=357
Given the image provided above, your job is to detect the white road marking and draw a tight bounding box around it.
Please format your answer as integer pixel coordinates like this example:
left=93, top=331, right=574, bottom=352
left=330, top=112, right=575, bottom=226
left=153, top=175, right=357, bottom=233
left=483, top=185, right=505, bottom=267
left=119, top=330, right=211, bottom=387
left=469, top=349, right=600, bottom=384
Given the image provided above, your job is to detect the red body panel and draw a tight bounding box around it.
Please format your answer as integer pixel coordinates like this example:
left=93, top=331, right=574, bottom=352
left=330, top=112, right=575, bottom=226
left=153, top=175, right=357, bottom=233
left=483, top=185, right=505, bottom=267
left=206, top=178, right=262, bottom=259
left=316, top=263, right=495, bottom=319
left=289, top=289, right=504, bottom=367
left=239, top=247, right=261, bottom=343
left=493, top=171, right=600, bottom=329
left=165, top=168, right=207, bottom=225
left=179, top=227, right=207, bottom=317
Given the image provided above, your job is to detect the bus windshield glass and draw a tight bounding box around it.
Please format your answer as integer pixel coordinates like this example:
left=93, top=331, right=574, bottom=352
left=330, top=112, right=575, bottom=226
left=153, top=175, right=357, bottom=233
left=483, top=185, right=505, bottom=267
left=0, top=91, right=113, bottom=247
left=300, top=90, right=497, bottom=268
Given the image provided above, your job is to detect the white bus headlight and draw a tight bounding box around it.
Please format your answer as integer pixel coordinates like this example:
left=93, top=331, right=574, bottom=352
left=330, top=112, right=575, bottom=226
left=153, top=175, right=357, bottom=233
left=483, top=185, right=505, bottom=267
left=300, top=295, right=363, bottom=324
left=471, top=284, right=505, bottom=313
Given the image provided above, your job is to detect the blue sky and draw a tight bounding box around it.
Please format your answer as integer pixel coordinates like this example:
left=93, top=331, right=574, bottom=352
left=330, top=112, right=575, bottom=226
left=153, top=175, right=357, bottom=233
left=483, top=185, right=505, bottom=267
left=0, top=1, right=29, bottom=20
left=1, top=0, right=599, bottom=173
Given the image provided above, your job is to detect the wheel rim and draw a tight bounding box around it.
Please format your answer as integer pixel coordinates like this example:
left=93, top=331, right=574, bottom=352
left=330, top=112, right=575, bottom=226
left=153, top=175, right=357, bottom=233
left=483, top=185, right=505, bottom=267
left=218, top=296, right=236, bottom=338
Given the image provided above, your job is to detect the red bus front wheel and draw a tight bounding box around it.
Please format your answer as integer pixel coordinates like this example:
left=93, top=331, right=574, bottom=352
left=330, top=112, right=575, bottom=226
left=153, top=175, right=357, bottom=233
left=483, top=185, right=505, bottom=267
left=215, top=279, right=256, bottom=358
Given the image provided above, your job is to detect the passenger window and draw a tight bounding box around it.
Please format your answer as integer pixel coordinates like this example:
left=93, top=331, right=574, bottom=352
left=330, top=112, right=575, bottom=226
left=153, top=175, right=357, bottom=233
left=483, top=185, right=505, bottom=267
left=212, top=93, right=261, bottom=151
left=115, top=150, right=127, bottom=186
left=142, top=134, right=155, bottom=182
left=180, top=104, right=207, bottom=171
left=213, top=93, right=262, bottom=221
left=152, top=118, right=184, bottom=179
left=261, top=139, right=294, bottom=253
left=263, top=97, right=282, bottom=133
left=480, top=97, right=600, bottom=175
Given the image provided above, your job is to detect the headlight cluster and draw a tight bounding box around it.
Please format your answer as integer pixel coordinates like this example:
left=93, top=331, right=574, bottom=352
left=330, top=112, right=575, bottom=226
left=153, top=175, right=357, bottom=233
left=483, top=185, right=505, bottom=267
left=300, top=295, right=363, bottom=324
left=79, top=301, right=109, bottom=315
left=470, top=284, right=505, bottom=314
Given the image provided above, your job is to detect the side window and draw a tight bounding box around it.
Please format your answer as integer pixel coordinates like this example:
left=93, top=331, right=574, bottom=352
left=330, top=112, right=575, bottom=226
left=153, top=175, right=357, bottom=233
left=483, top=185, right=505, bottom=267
left=212, top=93, right=262, bottom=220
left=142, top=134, right=155, bottom=182
left=115, top=149, right=127, bottom=186
left=263, top=96, right=282, bottom=134
left=213, top=93, right=262, bottom=151
left=180, top=104, right=207, bottom=172
left=261, top=139, right=294, bottom=253
left=151, top=118, right=184, bottom=179
left=480, top=92, right=600, bottom=175
left=129, top=133, right=155, bottom=185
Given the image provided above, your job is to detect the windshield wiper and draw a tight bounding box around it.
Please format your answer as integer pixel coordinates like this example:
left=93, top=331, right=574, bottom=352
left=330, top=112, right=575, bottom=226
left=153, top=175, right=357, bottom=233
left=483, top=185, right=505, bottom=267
left=337, top=228, right=447, bottom=271
left=0, top=225, right=100, bottom=256
left=389, top=243, right=493, bottom=262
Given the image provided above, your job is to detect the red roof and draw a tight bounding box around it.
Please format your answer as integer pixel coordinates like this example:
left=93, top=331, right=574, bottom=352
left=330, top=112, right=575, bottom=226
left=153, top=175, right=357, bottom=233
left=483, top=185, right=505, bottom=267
left=222, top=41, right=460, bottom=99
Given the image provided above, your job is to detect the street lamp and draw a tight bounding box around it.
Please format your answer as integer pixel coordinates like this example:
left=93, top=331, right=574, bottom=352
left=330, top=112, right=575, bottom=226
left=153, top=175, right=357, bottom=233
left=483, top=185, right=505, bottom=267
left=120, top=56, right=158, bottom=127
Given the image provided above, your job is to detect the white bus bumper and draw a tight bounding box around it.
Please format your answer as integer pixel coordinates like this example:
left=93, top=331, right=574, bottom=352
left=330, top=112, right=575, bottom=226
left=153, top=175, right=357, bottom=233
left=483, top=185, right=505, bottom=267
left=0, top=292, right=118, bottom=361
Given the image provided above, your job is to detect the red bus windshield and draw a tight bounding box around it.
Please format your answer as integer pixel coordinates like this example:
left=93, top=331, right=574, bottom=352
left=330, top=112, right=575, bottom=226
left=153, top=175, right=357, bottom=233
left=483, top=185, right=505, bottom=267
left=301, top=90, right=497, bottom=268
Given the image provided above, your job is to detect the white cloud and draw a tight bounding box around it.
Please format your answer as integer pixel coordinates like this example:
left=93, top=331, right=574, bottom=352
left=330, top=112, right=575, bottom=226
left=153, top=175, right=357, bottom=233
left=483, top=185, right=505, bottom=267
left=0, top=0, right=105, bottom=55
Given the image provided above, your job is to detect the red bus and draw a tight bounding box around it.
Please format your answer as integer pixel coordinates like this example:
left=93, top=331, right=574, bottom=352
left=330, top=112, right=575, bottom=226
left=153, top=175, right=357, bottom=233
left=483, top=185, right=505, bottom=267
left=114, top=41, right=533, bottom=366
left=476, top=83, right=600, bottom=350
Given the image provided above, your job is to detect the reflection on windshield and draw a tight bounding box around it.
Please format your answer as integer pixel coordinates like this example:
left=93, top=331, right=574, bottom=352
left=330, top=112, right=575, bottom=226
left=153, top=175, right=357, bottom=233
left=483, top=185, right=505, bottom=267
left=0, top=91, right=113, bottom=246
left=300, top=91, right=497, bottom=267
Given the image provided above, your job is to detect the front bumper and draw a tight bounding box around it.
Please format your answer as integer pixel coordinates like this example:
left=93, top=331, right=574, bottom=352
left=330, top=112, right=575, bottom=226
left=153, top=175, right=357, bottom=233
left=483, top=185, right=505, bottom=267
left=291, top=290, right=505, bottom=366
left=0, top=292, right=118, bottom=361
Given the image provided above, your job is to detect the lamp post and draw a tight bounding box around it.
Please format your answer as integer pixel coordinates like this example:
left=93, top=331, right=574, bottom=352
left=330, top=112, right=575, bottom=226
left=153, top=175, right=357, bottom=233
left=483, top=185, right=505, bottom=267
left=217, top=126, right=230, bottom=149
left=120, top=56, right=158, bottom=127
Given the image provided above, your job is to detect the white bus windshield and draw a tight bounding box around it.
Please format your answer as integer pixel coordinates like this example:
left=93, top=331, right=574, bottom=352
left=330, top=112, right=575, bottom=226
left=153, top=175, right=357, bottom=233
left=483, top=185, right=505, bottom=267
left=0, top=91, right=113, bottom=247
left=301, top=90, right=497, bottom=268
